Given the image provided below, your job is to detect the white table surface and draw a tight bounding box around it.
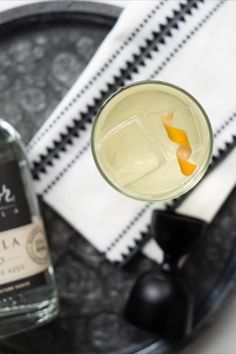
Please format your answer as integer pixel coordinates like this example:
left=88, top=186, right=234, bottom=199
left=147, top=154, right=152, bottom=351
left=1, top=1, right=235, bottom=353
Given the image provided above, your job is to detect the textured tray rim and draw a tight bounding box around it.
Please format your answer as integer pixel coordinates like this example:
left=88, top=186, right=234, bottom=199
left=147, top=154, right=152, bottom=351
left=0, top=1, right=122, bottom=30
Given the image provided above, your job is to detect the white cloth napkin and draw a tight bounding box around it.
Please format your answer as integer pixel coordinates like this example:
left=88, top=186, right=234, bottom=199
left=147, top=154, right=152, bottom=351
left=28, top=0, right=236, bottom=263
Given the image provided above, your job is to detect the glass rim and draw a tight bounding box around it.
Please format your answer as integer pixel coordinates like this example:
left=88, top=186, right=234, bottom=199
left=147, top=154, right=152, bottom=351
left=91, top=80, right=213, bottom=202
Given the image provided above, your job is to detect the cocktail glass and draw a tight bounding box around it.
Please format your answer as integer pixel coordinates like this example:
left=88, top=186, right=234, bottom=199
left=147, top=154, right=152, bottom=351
left=91, top=81, right=212, bottom=202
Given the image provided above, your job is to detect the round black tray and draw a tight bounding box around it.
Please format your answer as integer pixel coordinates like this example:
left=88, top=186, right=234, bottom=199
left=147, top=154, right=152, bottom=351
left=0, top=2, right=235, bottom=354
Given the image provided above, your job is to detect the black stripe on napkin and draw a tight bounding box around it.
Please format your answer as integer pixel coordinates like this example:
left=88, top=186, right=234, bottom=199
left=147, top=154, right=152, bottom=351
left=31, top=0, right=203, bottom=180
left=41, top=0, right=225, bottom=202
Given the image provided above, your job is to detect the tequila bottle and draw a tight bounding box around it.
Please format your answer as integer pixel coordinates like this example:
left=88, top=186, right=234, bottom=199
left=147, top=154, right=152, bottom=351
left=0, top=119, right=58, bottom=338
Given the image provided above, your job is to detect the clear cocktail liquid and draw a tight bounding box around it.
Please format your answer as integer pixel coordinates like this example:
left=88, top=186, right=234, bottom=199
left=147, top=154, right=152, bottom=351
left=92, top=81, right=213, bottom=201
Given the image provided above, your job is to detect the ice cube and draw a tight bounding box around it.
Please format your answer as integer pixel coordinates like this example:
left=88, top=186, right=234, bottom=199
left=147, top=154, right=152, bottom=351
left=99, top=115, right=166, bottom=187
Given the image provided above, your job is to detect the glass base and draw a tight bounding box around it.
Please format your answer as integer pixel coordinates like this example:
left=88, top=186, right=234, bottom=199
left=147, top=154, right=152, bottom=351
left=0, top=296, right=59, bottom=339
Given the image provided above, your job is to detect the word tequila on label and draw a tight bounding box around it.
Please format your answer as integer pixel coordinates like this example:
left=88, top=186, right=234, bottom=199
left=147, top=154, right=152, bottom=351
left=91, top=81, right=213, bottom=201
left=0, top=119, right=58, bottom=338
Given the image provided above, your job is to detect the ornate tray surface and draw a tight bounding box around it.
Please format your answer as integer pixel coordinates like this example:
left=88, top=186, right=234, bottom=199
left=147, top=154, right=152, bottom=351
left=0, top=2, right=235, bottom=354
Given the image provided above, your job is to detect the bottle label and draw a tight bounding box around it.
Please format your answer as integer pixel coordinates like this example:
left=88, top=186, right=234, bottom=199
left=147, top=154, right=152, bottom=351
left=0, top=219, right=50, bottom=296
left=0, top=161, right=50, bottom=296
left=0, top=160, right=31, bottom=232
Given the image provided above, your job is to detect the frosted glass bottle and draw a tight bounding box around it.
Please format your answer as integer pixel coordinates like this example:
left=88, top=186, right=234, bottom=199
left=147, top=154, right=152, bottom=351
left=0, top=119, right=58, bottom=338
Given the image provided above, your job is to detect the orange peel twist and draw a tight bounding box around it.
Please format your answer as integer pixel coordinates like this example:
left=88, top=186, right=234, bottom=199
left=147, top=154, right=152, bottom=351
left=161, top=112, right=197, bottom=176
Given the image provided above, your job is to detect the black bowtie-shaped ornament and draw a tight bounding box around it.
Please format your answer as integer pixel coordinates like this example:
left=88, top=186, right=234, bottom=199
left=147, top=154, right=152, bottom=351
left=124, top=210, right=207, bottom=340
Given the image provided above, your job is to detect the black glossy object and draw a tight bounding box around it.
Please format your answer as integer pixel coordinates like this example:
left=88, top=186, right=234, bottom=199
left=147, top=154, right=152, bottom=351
left=125, top=270, right=193, bottom=340
left=125, top=210, right=207, bottom=340
left=152, top=210, right=207, bottom=260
